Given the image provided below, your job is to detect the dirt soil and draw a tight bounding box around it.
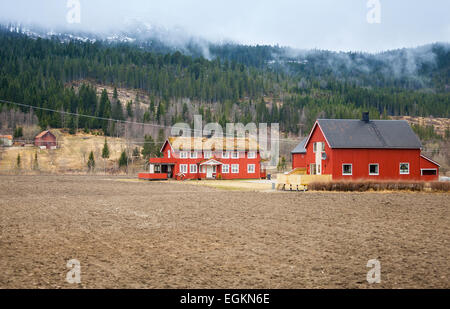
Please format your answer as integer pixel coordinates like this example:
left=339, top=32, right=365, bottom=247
left=0, top=176, right=448, bottom=289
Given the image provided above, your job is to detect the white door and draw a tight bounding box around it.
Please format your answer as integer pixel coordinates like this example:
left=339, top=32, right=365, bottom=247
left=206, top=166, right=213, bottom=178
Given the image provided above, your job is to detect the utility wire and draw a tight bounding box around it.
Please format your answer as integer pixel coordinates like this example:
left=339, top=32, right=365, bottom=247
left=0, top=98, right=302, bottom=144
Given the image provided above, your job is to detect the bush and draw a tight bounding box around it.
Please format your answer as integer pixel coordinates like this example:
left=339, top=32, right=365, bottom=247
left=309, top=181, right=425, bottom=192
left=430, top=182, right=450, bottom=192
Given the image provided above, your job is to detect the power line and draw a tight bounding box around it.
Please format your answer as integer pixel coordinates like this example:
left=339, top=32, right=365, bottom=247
left=0, top=98, right=302, bottom=144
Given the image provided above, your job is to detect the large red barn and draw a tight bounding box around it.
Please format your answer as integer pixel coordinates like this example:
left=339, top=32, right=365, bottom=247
left=291, top=113, right=440, bottom=181
left=140, top=136, right=265, bottom=180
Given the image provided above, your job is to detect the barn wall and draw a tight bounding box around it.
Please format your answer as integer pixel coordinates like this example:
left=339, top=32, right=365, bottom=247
left=331, top=148, right=422, bottom=181
left=419, top=156, right=440, bottom=181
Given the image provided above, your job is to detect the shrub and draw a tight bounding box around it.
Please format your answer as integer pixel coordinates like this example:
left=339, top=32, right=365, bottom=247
left=309, top=181, right=426, bottom=192
left=430, top=182, right=450, bottom=192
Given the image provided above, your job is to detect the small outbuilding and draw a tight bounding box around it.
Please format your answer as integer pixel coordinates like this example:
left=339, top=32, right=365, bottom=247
left=34, top=130, right=57, bottom=150
left=0, top=135, right=13, bottom=147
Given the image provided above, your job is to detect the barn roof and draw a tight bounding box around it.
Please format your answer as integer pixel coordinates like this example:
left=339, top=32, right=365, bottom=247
left=35, top=130, right=55, bottom=139
left=307, top=119, right=422, bottom=149
left=291, top=138, right=307, bottom=154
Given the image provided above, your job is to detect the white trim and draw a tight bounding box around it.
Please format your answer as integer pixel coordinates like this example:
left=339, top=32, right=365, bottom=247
left=200, top=159, right=223, bottom=166
left=304, top=121, right=332, bottom=151
left=342, top=163, right=353, bottom=176
left=231, top=164, right=239, bottom=174
left=204, top=151, right=212, bottom=159
left=247, top=151, right=256, bottom=159
left=180, top=151, right=188, bottom=159
left=247, top=164, right=255, bottom=174
left=421, top=168, right=438, bottom=176
left=222, top=164, right=230, bottom=174
left=420, top=155, right=441, bottom=167
left=369, top=163, right=379, bottom=176
left=399, top=163, right=410, bottom=175
left=180, top=164, right=188, bottom=174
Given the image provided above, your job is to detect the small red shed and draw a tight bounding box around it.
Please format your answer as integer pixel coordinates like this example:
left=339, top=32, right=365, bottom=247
left=292, top=113, right=440, bottom=181
left=34, top=130, right=57, bottom=150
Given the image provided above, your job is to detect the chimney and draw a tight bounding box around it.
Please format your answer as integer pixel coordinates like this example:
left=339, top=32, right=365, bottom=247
left=362, top=112, right=370, bottom=123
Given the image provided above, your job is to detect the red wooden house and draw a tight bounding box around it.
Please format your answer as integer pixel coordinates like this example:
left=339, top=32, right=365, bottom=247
left=291, top=113, right=440, bottom=181
left=34, top=130, right=57, bottom=149
left=140, top=136, right=265, bottom=180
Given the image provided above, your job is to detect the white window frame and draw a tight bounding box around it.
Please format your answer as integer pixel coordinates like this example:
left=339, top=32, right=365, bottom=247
left=247, top=151, right=256, bottom=159
left=369, top=164, right=379, bottom=176
left=222, top=164, right=230, bottom=174
left=342, top=164, right=353, bottom=176
left=168, top=150, right=171, bottom=159
left=247, top=164, right=255, bottom=174
left=180, top=164, right=188, bottom=174
left=231, top=152, right=239, bottom=159
left=190, top=164, right=197, bottom=174
left=231, top=164, right=239, bottom=174
left=180, top=151, right=188, bottom=159
left=190, top=152, right=198, bottom=159
left=400, top=163, right=410, bottom=175
left=421, top=169, right=437, bottom=176
left=204, top=151, right=212, bottom=159
left=222, top=151, right=230, bottom=159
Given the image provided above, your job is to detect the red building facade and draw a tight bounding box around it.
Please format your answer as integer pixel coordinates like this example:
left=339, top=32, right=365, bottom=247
left=34, top=131, right=57, bottom=149
left=292, top=115, right=440, bottom=181
left=142, top=137, right=265, bottom=180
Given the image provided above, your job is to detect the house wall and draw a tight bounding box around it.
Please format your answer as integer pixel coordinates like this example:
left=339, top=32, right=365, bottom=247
left=419, top=156, right=440, bottom=181
left=160, top=142, right=261, bottom=180
left=292, top=153, right=307, bottom=169
left=295, top=123, right=431, bottom=181
left=331, top=148, right=421, bottom=181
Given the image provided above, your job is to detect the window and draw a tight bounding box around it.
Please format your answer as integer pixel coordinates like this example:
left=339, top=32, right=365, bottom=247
left=204, top=151, right=212, bottom=159
left=222, top=164, right=230, bottom=174
left=342, top=164, right=352, bottom=176
left=313, top=142, right=325, bottom=153
left=190, top=152, right=198, bottom=159
left=421, top=169, right=437, bottom=176
left=248, top=151, right=256, bottom=159
left=310, top=164, right=317, bottom=175
left=213, top=166, right=217, bottom=173
left=180, top=152, right=188, bottom=159
left=190, top=164, right=197, bottom=174
left=222, top=152, right=230, bottom=159
left=200, top=166, right=206, bottom=173
left=400, top=163, right=410, bottom=175
left=232, top=152, right=239, bottom=159
left=247, top=164, right=255, bottom=174
left=168, top=150, right=171, bottom=159
left=369, top=164, right=379, bottom=176
left=180, top=164, right=188, bottom=174
left=231, top=164, right=239, bottom=174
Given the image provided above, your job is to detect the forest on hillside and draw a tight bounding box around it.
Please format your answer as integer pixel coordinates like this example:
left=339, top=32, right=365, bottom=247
left=0, top=27, right=449, bottom=139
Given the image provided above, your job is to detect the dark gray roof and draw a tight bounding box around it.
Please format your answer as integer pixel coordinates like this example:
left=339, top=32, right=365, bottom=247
left=292, top=138, right=307, bottom=154
left=315, top=119, right=422, bottom=149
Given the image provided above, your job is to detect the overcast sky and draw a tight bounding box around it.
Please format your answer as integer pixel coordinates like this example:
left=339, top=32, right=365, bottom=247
left=0, top=0, right=449, bottom=52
